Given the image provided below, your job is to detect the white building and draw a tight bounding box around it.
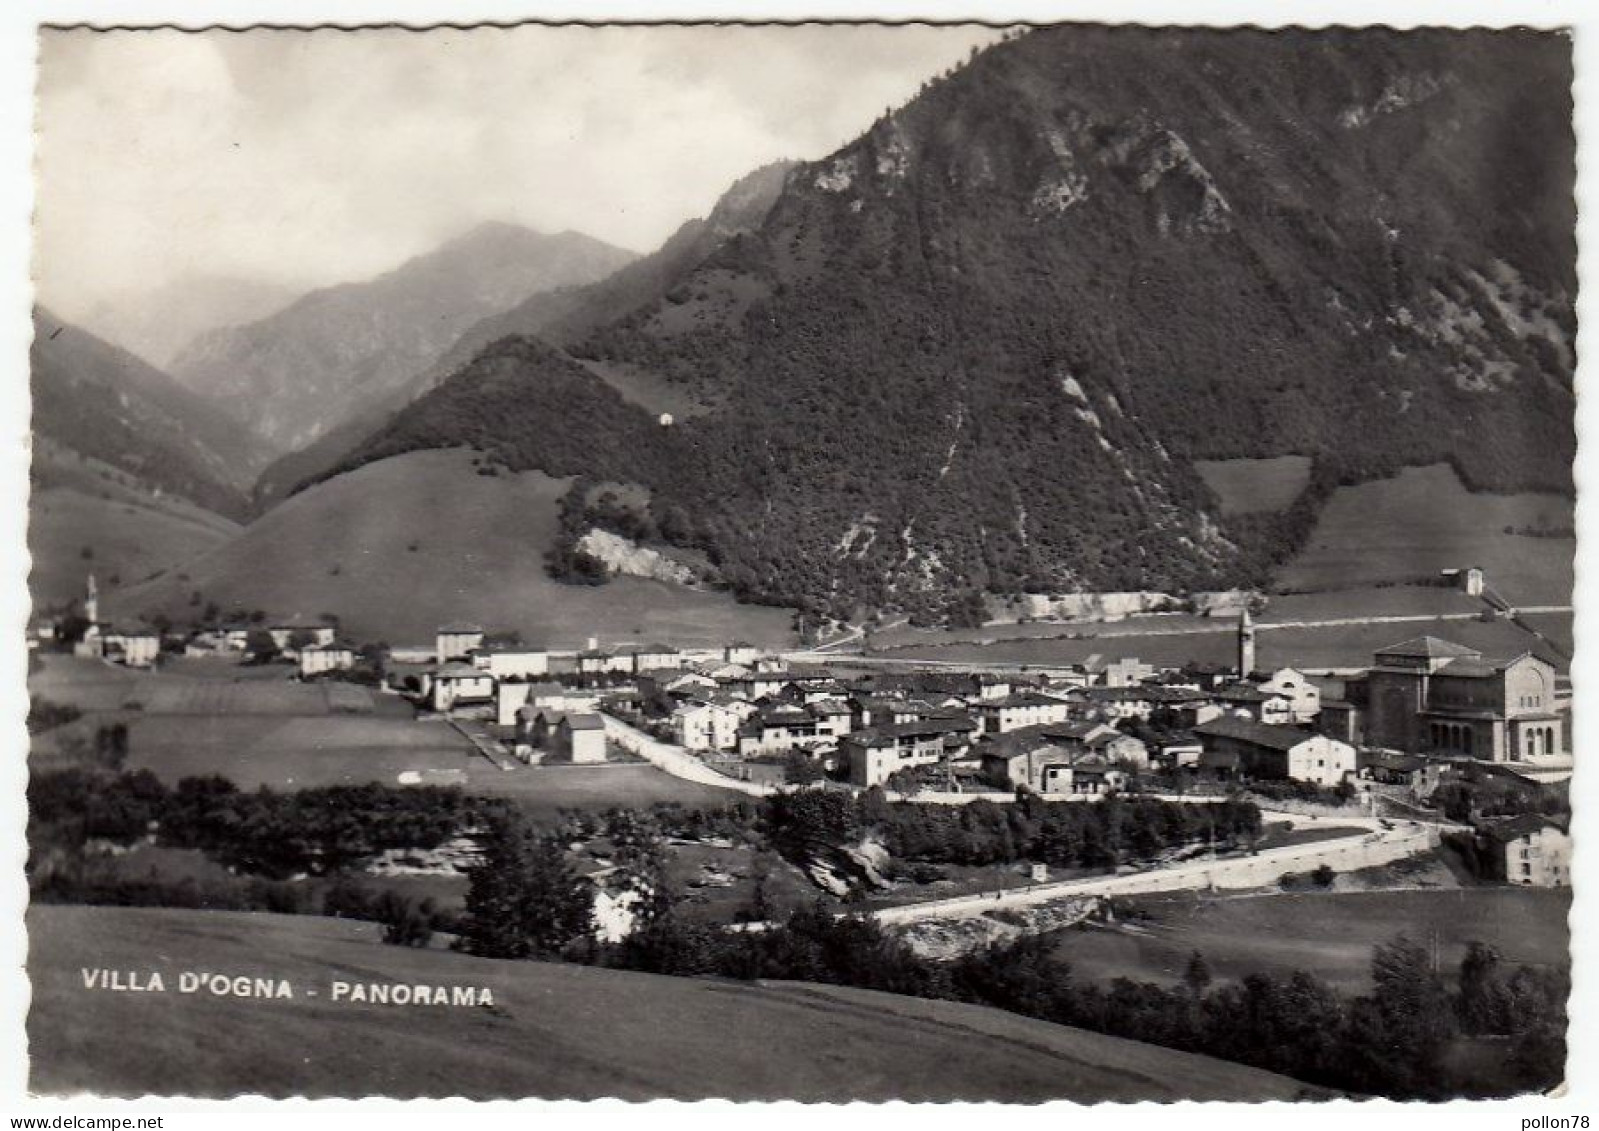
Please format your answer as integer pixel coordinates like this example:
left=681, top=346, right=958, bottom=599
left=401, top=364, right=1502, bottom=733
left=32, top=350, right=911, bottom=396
left=436, top=624, right=485, bottom=662
left=1195, top=717, right=1356, bottom=787
left=471, top=646, right=550, bottom=680
left=1257, top=667, right=1322, bottom=724
left=1486, top=817, right=1571, bottom=887
left=430, top=661, right=496, bottom=712
left=299, top=644, right=356, bottom=677
left=671, top=699, right=748, bottom=752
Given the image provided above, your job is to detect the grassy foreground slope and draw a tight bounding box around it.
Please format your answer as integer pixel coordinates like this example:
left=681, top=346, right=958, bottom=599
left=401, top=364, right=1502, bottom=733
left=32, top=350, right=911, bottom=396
left=110, top=449, right=794, bottom=648
left=29, top=905, right=1316, bottom=1102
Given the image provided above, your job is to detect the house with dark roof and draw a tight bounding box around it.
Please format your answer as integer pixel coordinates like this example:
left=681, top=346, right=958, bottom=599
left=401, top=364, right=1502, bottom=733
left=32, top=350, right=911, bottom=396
left=840, top=717, right=978, bottom=787
left=1195, top=717, right=1356, bottom=787
left=1363, top=636, right=1564, bottom=762
left=1477, top=815, right=1570, bottom=887
left=974, top=692, right=1075, bottom=734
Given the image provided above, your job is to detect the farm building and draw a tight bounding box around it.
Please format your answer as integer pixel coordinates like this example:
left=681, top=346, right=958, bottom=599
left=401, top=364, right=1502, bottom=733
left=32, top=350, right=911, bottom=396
left=577, top=646, right=632, bottom=675
left=722, top=642, right=760, bottom=666
left=1195, top=717, right=1356, bottom=787
left=619, top=643, right=684, bottom=673
left=268, top=623, right=336, bottom=654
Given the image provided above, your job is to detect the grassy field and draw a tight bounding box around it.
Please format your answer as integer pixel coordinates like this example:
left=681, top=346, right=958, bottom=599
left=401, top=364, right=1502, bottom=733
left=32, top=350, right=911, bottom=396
left=28, top=654, right=382, bottom=715
left=1051, top=888, right=1570, bottom=993
left=1195, top=455, right=1312, bottom=515
left=28, top=442, right=242, bottom=608
left=27, top=904, right=1314, bottom=1101
left=1259, top=584, right=1484, bottom=621
left=867, top=608, right=1564, bottom=671
left=116, top=710, right=745, bottom=812
left=1274, top=463, right=1573, bottom=605
left=109, top=449, right=795, bottom=649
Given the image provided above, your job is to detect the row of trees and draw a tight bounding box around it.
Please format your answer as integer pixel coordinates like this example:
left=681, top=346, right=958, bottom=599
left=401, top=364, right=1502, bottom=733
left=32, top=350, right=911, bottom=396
left=27, top=769, right=488, bottom=880
left=761, top=787, right=1262, bottom=869
left=447, top=802, right=1565, bottom=1101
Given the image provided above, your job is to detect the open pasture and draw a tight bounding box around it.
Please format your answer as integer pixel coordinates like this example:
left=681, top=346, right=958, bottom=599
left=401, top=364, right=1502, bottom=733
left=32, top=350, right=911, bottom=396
left=1051, top=887, right=1570, bottom=993
left=126, top=714, right=476, bottom=790
left=1274, top=463, right=1573, bottom=605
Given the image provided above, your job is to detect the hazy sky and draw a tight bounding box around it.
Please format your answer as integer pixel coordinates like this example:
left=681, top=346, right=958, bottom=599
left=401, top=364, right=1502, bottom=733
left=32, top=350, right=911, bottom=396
left=33, top=24, right=998, bottom=325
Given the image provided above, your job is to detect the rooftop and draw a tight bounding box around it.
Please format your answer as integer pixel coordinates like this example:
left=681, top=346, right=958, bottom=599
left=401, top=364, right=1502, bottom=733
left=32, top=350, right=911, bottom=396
left=1375, top=635, right=1480, bottom=660
left=1195, top=717, right=1321, bottom=753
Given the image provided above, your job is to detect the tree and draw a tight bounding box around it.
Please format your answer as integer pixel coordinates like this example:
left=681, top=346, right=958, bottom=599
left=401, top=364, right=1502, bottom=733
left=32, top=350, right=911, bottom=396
left=781, top=748, right=824, bottom=786
left=1458, top=941, right=1510, bottom=1034
left=1183, top=950, right=1213, bottom=998
left=244, top=629, right=279, bottom=662
left=377, top=891, right=436, bottom=948
left=459, top=815, right=592, bottom=959
left=287, top=628, right=319, bottom=653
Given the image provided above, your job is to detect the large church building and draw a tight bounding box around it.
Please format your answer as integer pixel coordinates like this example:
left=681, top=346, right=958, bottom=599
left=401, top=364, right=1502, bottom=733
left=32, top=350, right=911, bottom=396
left=1363, top=636, right=1563, bottom=762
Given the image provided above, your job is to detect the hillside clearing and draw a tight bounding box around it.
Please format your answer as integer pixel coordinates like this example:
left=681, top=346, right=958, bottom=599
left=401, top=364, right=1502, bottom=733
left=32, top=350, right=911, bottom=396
left=1196, top=455, right=1313, bottom=515
left=1275, top=463, right=1572, bottom=604
left=109, top=449, right=795, bottom=649
left=28, top=905, right=1315, bottom=1101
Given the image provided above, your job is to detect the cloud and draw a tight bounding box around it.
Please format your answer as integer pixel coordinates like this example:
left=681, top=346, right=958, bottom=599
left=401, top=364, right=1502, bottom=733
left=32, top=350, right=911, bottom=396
left=33, top=24, right=998, bottom=327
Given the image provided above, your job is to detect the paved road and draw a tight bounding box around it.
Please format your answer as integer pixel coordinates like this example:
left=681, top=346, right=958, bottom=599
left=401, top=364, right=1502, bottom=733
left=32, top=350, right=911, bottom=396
left=873, top=817, right=1433, bottom=924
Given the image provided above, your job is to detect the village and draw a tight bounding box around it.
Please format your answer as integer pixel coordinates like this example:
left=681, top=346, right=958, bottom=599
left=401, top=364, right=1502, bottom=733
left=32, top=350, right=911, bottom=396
left=41, top=568, right=1574, bottom=905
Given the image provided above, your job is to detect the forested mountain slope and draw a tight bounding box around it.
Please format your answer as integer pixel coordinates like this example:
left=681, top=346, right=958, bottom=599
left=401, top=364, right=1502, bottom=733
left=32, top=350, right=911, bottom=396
left=321, top=27, right=1576, bottom=624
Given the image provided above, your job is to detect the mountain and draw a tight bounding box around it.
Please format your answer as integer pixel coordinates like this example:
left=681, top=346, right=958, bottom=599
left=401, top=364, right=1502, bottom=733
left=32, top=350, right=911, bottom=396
left=429, top=162, right=796, bottom=380
left=31, top=307, right=272, bottom=514
left=28, top=308, right=265, bottom=607
left=169, top=224, right=638, bottom=452
left=250, top=164, right=793, bottom=507
left=312, top=27, right=1577, bottom=626
left=78, top=274, right=297, bottom=370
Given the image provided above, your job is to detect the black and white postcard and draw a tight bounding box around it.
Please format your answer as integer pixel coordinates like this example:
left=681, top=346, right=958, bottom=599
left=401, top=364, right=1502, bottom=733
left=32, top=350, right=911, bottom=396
left=7, top=6, right=1589, bottom=1115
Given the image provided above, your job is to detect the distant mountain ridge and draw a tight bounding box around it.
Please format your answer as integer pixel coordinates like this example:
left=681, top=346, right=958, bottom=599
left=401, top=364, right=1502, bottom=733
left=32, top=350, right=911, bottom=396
left=316, top=26, right=1575, bottom=625
left=77, top=274, right=297, bottom=370
left=170, top=223, right=639, bottom=452
left=250, top=164, right=793, bottom=507
left=31, top=306, right=272, bottom=519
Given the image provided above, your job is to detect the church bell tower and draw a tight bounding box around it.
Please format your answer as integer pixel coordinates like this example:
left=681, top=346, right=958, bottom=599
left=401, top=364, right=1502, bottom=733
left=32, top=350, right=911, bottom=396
left=1237, top=608, right=1256, bottom=677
